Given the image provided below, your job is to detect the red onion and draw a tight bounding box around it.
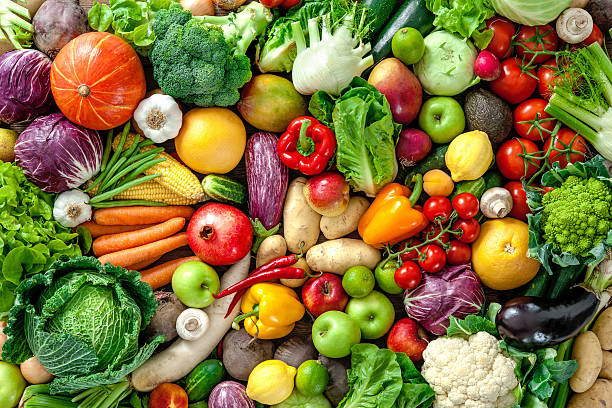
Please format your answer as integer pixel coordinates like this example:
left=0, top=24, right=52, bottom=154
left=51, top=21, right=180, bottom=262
left=208, top=381, right=255, bottom=408
left=396, top=128, right=432, bottom=167
left=474, top=50, right=502, bottom=81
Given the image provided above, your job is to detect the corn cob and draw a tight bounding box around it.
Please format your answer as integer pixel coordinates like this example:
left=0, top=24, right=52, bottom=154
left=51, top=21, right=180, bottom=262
left=112, top=179, right=202, bottom=205
left=112, top=133, right=206, bottom=202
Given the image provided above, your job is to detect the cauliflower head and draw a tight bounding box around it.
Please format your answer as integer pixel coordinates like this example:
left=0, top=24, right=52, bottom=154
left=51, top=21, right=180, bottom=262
left=421, top=332, right=518, bottom=408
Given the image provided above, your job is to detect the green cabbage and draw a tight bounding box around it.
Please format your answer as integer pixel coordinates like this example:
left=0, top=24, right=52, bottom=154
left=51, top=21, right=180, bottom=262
left=490, top=0, right=571, bottom=26
left=2, top=256, right=163, bottom=394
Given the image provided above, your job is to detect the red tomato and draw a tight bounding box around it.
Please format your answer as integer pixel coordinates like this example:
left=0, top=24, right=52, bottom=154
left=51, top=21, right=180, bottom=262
left=542, top=186, right=554, bottom=194
left=260, top=0, right=284, bottom=6
left=496, top=138, right=541, bottom=180
left=543, top=128, right=587, bottom=169
left=394, top=261, right=422, bottom=290
left=446, top=240, right=472, bottom=265
left=513, top=99, right=557, bottom=141
left=423, top=196, right=453, bottom=223
left=485, top=17, right=515, bottom=59
left=452, top=193, right=479, bottom=219
left=452, top=218, right=481, bottom=243
left=505, top=181, right=531, bottom=221
left=490, top=58, right=537, bottom=104
left=515, top=24, right=558, bottom=64
left=537, top=59, right=562, bottom=100
left=399, top=238, right=423, bottom=262
left=418, top=245, right=446, bottom=273
left=582, top=24, right=603, bottom=46
left=420, top=224, right=451, bottom=246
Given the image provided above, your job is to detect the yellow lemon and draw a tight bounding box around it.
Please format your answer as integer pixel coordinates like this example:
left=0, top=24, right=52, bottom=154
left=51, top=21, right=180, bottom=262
left=472, top=218, right=540, bottom=290
left=247, top=360, right=296, bottom=404
left=445, top=130, right=493, bottom=182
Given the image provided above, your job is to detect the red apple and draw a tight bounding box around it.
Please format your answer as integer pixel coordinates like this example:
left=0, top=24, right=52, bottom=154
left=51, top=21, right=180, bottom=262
left=387, top=318, right=429, bottom=362
left=302, top=273, right=349, bottom=317
left=187, top=203, right=253, bottom=266
left=149, top=383, right=188, bottom=408
left=303, top=172, right=349, bottom=216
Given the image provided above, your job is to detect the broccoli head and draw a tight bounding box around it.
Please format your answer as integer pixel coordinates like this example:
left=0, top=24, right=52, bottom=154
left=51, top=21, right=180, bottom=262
left=150, top=3, right=272, bottom=107
left=541, top=175, right=612, bottom=257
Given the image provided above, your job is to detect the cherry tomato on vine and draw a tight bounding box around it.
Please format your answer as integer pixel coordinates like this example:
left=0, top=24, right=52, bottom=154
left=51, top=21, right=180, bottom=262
left=542, top=186, right=554, bottom=194
left=452, top=193, right=479, bottom=219
left=394, top=261, right=422, bottom=290
left=582, top=24, right=603, bottom=46
left=399, top=238, right=422, bottom=262
left=513, top=99, right=557, bottom=141
left=505, top=181, right=531, bottom=221
left=423, top=196, right=453, bottom=223
left=446, top=240, right=472, bottom=265
left=543, top=128, right=587, bottom=169
left=537, top=59, right=563, bottom=100
left=420, top=224, right=451, bottom=246
left=515, top=24, right=558, bottom=64
left=418, top=245, right=446, bottom=273
left=452, top=218, right=480, bottom=243
left=259, top=0, right=283, bottom=7
left=490, top=58, right=537, bottom=104
left=485, top=16, right=515, bottom=59
left=496, top=138, right=541, bottom=180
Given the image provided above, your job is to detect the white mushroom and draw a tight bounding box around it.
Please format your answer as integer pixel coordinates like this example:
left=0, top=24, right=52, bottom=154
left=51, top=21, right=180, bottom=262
left=556, top=8, right=594, bottom=44
left=176, top=308, right=210, bottom=341
left=480, top=188, right=513, bottom=219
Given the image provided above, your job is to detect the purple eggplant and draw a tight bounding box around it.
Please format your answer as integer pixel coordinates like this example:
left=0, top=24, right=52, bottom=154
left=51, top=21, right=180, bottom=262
left=496, top=287, right=599, bottom=349
left=245, top=132, right=289, bottom=251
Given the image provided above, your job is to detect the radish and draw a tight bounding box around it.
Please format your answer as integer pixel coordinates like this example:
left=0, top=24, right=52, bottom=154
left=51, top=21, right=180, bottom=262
left=474, top=50, right=502, bottom=81
left=396, top=128, right=432, bottom=167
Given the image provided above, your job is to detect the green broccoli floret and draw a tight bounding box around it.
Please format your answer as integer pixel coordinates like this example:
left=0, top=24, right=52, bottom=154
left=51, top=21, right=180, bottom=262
left=150, top=2, right=273, bottom=107
left=541, top=175, right=612, bottom=257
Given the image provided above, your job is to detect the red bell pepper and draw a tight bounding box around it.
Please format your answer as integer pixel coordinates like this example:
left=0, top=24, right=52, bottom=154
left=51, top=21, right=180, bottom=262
left=277, top=116, right=336, bottom=176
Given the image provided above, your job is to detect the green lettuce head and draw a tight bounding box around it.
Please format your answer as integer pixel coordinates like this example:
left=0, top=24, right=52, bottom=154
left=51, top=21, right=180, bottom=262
left=2, top=256, right=163, bottom=394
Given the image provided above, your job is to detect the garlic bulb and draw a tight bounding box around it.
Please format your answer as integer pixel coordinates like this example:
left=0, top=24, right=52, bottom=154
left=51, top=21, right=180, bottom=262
left=53, top=190, right=92, bottom=227
left=133, top=93, right=183, bottom=143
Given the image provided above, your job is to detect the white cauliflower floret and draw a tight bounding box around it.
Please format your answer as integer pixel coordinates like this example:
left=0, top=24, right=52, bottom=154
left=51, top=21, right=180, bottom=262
left=421, top=331, right=519, bottom=408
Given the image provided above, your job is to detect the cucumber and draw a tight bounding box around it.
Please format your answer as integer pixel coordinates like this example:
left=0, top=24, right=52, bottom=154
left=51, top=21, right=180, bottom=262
left=201, top=175, right=247, bottom=205
left=483, top=170, right=503, bottom=190
left=404, top=144, right=448, bottom=184
left=371, top=0, right=435, bottom=63
left=452, top=177, right=486, bottom=200
left=362, top=0, right=399, bottom=37
left=521, top=267, right=549, bottom=297
left=185, top=359, right=225, bottom=402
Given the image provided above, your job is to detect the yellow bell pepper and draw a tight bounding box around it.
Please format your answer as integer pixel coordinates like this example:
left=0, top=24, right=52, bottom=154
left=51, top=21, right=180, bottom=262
left=445, top=130, right=493, bottom=182
left=239, top=283, right=305, bottom=339
left=247, top=360, right=296, bottom=404
left=358, top=182, right=428, bottom=248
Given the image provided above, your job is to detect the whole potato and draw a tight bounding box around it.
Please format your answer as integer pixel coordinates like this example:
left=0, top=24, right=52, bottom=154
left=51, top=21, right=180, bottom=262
left=601, top=351, right=612, bottom=380
left=256, top=235, right=287, bottom=268
left=593, top=307, right=612, bottom=349
left=568, top=379, right=612, bottom=408
left=281, top=258, right=310, bottom=288
left=570, top=331, right=603, bottom=393
left=284, top=178, right=321, bottom=253
left=306, top=238, right=381, bottom=275
left=320, top=197, right=370, bottom=240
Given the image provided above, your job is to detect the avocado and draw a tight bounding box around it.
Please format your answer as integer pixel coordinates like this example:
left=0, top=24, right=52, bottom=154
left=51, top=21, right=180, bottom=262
left=464, top=88, right=513, bottom=149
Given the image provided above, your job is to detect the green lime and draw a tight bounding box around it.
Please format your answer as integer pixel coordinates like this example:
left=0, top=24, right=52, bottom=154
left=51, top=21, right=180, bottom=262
left=392, top=27, right=425, bottom=65
left=375, top=260, right=403, bottom=295
left=295, top=360, right=329, bottom=397
left=342, top=266, right=375, bottom=298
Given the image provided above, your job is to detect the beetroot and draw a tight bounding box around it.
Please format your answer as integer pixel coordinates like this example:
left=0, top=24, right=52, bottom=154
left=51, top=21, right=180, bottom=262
left=474, top=50, right=502, bottom=81
left=32, top=0, right=90, bottom=59
left=396, top=128, right=432, bottom=167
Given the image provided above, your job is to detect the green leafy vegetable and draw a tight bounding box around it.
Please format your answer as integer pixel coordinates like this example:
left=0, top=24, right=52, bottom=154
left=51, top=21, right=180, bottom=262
left=0, top=0, right=33, bottom=49
left=446, top=303, right=501, bottom=337
left=424, top=0, right=495, bottom=49
left=0, top=162, right=83, bottom=319
left=2, top=256, right=163, bottom=394
left=272, top=390, right=332, bottom=407
left=309, top=77, right=400, bottom=196
left=489, top=0, right=571, bottom=26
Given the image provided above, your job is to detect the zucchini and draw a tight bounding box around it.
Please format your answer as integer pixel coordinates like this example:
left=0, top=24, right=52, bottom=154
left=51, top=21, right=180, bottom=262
left=362, top=0, right=400, bottom=37
left=185, top=359, right=225, bottom=402
left=452, top=178, right=486, bottom=199
left=404, top=144, right=448, bottom=184
left=372, top=0, right=435, bottom=63
left=201, top=175, right=247, bottom=205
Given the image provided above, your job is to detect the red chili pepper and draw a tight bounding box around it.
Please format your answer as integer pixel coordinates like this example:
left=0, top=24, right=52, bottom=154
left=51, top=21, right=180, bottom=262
left=215, top=267, right=305, bottom=299
left=277, top=116, right=336, bottom=175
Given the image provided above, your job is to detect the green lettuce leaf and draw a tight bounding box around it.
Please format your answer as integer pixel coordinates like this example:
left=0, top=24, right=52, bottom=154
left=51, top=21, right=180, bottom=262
left=394, top=353, right=434, bottom=408
left=446, top=303, right=500, bottom=337
left=425, top=0, right=495, bottom=49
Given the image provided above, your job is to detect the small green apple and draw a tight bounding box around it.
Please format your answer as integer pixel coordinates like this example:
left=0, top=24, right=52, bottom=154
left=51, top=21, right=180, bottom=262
left=0, top=361, right=25, bottom=408
left=172, top=261, right=220, bottom=308
left=342, top=266, right=375, bottom=298
left=345, top=291, right=395, bottom=339
left=418, top=96, right=465, bottom=144
left=312, top=311, right=361, bottom=358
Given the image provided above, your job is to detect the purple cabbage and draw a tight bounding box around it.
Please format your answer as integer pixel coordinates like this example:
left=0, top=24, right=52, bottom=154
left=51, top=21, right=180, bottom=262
left=208, top=381, right=255, bottom=408
left=15, top=113, right=103, bottom=193
left=0, top=49, right=53, bottom=124
left=404, top=263, right=485, bottom=335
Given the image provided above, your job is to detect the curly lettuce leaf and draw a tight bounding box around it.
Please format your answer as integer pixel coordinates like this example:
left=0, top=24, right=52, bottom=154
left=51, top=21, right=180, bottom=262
left=425, top=0, right=495, bottom=49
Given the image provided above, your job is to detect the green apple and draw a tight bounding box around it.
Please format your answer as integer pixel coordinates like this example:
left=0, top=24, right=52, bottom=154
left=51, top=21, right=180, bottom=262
left=345, top=291, right=395, bottom=339
left=375, top=260, right=403, bottom=295
left=312, top=311, right=361, bottom=358
left=0, top=362, right=25, bottom=408
left=172, top=261, right=220, bottom=308
left=418, top=96, right=465, bottom=144
left=342, top=266, right=375, bottom=298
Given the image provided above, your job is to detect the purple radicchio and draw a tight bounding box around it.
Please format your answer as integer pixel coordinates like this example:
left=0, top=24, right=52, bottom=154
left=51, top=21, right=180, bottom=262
left=208, top=381, right=255, bottom=408
left=15, top=113, right=102, bottom=193
left=404, top=263, right=485, bottom=335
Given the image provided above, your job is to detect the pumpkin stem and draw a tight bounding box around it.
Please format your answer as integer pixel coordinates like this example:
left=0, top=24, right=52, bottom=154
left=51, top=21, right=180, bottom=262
left=78, top=85, right=91, bottom=98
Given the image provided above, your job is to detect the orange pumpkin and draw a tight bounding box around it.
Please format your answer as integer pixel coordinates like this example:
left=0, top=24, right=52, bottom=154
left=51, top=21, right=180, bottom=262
left=50, top=32, right=146, bottom=130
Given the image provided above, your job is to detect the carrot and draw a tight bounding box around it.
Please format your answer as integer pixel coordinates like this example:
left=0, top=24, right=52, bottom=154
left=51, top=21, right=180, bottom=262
left=127, top=255, right=163, bottom=271
left=94, top=206, right=195, bottom=226
left=93, top=217, right=186, bottom=256
left=98, top=232, right=189, bottom=268
left=79, top=221, right=154, bottom=238
left=140, top=256, right=201, bottom=290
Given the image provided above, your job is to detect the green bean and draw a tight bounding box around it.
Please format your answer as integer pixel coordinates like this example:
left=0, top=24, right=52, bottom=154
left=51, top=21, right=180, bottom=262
left=90, top=174, right=161, bottom=203
left=91, top=200, right=167, bottom=208
left=99, top=129, right=114, bottom=173
left=87, top=124, right=130, bottom=192
left=102, top=157, right=165, bottom=191
left=121, top=158, right=166, bottom=186
left=98, top=156, right=127, bottom=194
left=118, top=134, right=141, bottom=161
left=124, top=147, right=163, bottom=167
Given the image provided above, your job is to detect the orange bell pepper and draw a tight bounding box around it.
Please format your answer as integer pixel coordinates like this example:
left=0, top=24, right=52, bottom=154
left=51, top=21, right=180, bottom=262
left=358, top=182, right=428, bottom=248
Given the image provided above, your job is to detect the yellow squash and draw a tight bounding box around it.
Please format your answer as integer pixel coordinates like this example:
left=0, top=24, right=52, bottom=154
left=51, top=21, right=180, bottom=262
left=445, top=130, right=493, bottom=182
left=247, top=360, right=296, bottom=404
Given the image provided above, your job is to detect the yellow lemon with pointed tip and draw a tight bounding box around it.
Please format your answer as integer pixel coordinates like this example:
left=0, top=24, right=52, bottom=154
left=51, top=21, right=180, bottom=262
left=471, top=218, right=540, bottom=290
left=445, top=130, right=493, bottom=182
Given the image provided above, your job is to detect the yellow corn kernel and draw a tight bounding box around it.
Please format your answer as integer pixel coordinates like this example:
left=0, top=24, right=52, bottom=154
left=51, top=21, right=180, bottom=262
left=114, top=179, right=202, bottom=205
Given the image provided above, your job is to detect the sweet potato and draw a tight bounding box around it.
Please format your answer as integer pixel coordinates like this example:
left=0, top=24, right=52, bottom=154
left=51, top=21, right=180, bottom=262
left=320, top=197, right=370, bottom=240
left=306, top=238, right=381, bottom=275
left=593, top=307, right=612, bottom=349
left=568, top=379, right=612, bottom=408
left=256, top=235, right=287, bottom=268
left=283, top=177, right=321, bottom=253
left=570, top=331, right=603, bottom=393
